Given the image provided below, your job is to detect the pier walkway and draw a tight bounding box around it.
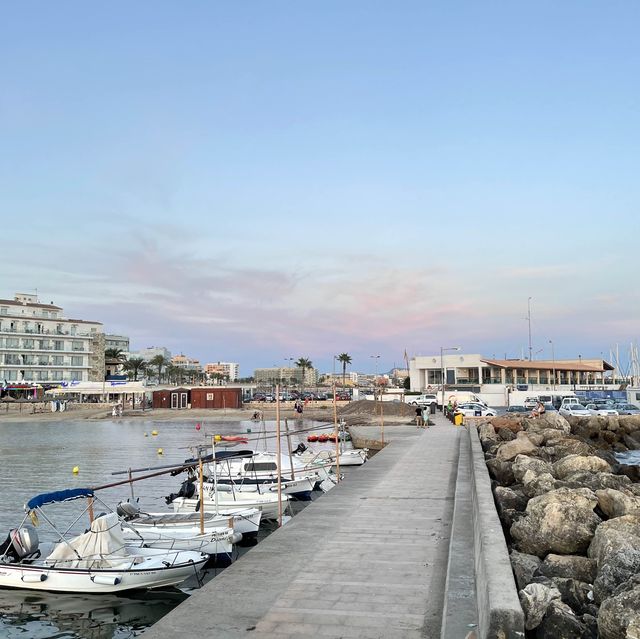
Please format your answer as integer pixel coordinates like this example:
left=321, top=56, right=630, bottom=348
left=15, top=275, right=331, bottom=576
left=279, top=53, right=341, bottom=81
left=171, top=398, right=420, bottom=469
left=144, top=415, right=478, bottom=639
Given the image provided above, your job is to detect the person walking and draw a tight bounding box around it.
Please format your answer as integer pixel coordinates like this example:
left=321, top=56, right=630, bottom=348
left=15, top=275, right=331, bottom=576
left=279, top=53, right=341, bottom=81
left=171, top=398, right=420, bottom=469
left=415, top=406, right=424, bottom=428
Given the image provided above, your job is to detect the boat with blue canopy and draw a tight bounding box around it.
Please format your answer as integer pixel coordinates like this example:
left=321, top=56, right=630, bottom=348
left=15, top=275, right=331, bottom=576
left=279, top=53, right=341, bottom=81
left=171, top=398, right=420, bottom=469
left=0, top=488, right=208, bottom=593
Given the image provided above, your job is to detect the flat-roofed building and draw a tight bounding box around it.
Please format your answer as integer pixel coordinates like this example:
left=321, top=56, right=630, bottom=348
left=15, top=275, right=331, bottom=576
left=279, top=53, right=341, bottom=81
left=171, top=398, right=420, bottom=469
left=409, top=352, right=615, bottom=406
left=0, top=292, right=103, bottom=384
left=204, top=362, right=239, bottom=381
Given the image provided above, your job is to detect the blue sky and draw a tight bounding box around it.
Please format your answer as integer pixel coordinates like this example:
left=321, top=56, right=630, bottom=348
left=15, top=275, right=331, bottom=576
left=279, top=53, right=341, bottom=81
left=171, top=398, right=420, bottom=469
left=1, top=1, right=639, bottom=375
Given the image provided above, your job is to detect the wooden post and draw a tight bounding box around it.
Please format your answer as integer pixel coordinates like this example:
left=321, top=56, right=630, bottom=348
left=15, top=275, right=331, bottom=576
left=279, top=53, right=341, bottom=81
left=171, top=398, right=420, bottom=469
left=87, top=497, right=94, bottom=524
left=198, top=457, right=205, bottom=535
left=284, top=418, right=296, bottom=479
left=276, top=384, right=282, bottom=527
left=333, top=382, right=340, bottom=481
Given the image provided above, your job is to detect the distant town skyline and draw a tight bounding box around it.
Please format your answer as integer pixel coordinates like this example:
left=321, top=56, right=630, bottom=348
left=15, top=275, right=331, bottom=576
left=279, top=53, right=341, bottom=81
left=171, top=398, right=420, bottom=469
left=2, top=2, right=638, bottom=373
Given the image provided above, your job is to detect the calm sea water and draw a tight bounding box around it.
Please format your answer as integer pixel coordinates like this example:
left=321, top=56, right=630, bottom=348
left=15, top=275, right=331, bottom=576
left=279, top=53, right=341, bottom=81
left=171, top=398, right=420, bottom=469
left=615, top=450, right=640, bottom=466
left=0, top=416, right=333, bottom=638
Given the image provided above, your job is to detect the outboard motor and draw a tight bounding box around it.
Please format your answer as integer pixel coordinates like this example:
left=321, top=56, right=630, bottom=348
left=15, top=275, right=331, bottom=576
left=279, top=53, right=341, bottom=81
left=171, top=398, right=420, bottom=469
left=292, top=442, right=307, bottom=455
left=164, top=478, right=196, bottom=505
left=116, top=500, right=141, bottom=520
left=0, top=525, right=39, bottom=563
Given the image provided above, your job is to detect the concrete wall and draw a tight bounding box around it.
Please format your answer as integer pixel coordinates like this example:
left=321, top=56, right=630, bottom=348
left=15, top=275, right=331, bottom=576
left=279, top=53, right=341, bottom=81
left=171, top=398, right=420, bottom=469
left=468, top=425, right=524, bottom=638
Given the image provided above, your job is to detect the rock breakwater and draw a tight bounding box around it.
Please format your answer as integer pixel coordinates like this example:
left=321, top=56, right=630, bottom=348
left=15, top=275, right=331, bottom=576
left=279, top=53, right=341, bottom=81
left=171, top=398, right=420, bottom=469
left=480, top=412, right=640, bottom=638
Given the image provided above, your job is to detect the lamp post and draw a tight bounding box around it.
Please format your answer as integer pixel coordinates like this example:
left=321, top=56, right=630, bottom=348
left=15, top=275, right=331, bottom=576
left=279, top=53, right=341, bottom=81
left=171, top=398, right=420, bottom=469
left=284, top=358, right=294, bottom=390
left=370, top=355, right=380, bottom=399
left=549, top=340, right=556, bottom=390
left=440, top=346, right=460, bottom=410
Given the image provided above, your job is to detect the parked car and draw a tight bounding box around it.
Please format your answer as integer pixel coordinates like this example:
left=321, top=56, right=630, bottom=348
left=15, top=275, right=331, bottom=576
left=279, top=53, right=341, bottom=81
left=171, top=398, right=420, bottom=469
left=615, top=403, right=640, bottom=415
left=585, top=403, right=619, bottom=416
left=455, top=403, right=497, bottom=417
left=559, top=404, right=591, bottom=417
left=523, top=397, right=539, bottom=409
left=406, top=394, right=438, bottom=407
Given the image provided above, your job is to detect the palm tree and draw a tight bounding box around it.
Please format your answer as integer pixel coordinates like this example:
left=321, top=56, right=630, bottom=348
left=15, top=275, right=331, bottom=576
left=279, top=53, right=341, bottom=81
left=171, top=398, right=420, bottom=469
left=337, top=353, right=352, bottom=389
left=105, top=348, right=126, bottom=361
left=149, top=355, right=170, bottom=384
left=122, top=357, right=147, bottom=382
left=295, top=357, right=313, bottom=391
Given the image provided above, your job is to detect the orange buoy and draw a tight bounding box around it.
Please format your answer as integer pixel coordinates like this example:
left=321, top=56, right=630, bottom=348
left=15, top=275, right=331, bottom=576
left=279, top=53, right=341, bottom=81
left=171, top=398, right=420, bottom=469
left=307, top=435, right=318, bottom=442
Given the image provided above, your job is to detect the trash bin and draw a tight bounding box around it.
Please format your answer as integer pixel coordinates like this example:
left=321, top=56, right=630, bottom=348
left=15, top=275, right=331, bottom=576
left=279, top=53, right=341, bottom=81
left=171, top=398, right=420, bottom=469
left=454, top=414, right=463, bottom=426
left=430, top=403, right=436, bottom=415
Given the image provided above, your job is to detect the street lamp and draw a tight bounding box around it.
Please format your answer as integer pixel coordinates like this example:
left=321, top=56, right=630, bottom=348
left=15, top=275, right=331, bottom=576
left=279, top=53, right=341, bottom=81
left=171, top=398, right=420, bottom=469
left=549, top=340, right=556, bottom=390
left=440, top=346, right=461, bottom=410
left=370, top=355, right=380, bottom=394
left=284, top=357, right=294, bottom=389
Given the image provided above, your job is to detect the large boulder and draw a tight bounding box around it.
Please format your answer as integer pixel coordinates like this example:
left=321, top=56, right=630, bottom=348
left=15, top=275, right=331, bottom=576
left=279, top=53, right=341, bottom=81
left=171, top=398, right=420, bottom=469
left=550, top=577, right=596, bottom=616
left=524, top=412, right=571, bottom=435
left=519, top=582, right=561, bottom=630
left=547, top=437, right=594, bottom=459
left=494, top=485, right=528, bottom=512
left=511, top=488, right=601, bottom=556
left=486, top=458, right=516, bottom=485
left=552, top=455, right=612, bottom=479
left=536, top=554, right=597, bottom=584
left=512, top=455, right=554, bottom=483
left=478, top=422, right=497, bottom=444
left=510, top=550, right=542, bottom=591
left=618, top=415, right=640, bottom=434
left=596, top=488, right=640, bottom=518
left=563, top=471, right=631, bottom=493
left=490, top=416, right=524, bottom=433
left=534, top=599, right=588, bottom=638
left=623, top=431, right=640, bottom=450
left=497, top=432, right=538, bottom=462
left=593, top=549, right=640, bottom=603
left=521, top=473, right=558, bottom=499
left=598, top=584, right=640, bottom=639
left=588, top=515, right=640, bottom=567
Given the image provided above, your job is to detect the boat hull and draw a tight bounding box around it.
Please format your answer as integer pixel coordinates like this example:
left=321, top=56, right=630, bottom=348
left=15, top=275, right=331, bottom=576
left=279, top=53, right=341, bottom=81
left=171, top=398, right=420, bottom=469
left=172, top=492, right=289, bottom=521
left=0, top=549, right=208, bottom=594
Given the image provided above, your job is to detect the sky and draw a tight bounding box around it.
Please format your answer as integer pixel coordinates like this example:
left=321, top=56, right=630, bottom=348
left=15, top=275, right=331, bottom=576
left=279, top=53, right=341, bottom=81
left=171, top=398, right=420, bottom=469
left=1, top=1, right=639, bottom=375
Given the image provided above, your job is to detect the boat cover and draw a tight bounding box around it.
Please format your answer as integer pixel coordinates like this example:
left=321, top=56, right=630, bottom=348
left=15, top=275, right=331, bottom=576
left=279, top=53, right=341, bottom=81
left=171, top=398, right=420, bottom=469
left=27, top=488, right=94, bottom=511
left=45, top=513, right=131, bottom=569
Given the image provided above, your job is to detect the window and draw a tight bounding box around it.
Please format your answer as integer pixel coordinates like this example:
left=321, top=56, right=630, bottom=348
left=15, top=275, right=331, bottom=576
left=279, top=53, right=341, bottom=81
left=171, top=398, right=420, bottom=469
left=243, top=462, right=278, bottom=472
left=70, top=371, right=82, bottom=381
left=7, top=338, right=19, bottom=348
left=52, top=356, right=63, bottom=365
left=23, top=339, right=34, bottom=349
left=72, top=341, right=84, bottom=351
left=53, top=340, right=64, bottom=350
left=71, top=356, right=83, bottom=366
left=0, top=307, right=7, bottom=315
left=6, top=370, right=17, bottom=381
left=51, top=370, right=62, bottom=380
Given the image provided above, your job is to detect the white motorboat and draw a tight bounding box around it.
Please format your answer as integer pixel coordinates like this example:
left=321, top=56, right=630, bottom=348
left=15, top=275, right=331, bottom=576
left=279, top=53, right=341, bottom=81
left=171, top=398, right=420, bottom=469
left=295, top=447, right=368, bottom=467
left=0, top=490, right=208, bottom=594
left=171, top=488, right=290, bottom=521
left=117, top=502, right=260, bottom=552
left=210, top=451, right=329, bottom=499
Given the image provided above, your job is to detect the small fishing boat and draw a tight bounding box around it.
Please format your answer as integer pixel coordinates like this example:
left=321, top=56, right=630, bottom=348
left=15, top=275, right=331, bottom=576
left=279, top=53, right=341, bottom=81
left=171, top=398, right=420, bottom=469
left=170, top=489, right=290, bottom=521
left=0, top=489, right=208, bottom=593
left=117, top=501, right=261, bottom=549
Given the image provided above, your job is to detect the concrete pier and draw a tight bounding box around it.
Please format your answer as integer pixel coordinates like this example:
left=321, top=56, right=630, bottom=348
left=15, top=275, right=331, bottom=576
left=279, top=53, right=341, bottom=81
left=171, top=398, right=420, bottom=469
left=143, top=414, right=520, bottom=638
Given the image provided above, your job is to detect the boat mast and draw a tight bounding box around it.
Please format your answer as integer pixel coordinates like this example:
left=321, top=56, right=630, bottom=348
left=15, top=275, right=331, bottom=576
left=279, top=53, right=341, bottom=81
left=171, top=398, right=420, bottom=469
left=333, top=381, right=340, bottom=482
left=276, top=384, right=282, bottom=527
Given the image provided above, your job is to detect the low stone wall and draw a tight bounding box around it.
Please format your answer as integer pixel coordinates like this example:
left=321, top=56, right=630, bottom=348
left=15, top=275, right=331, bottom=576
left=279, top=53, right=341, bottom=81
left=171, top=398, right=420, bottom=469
left=468, top=425, right=525, bottom=638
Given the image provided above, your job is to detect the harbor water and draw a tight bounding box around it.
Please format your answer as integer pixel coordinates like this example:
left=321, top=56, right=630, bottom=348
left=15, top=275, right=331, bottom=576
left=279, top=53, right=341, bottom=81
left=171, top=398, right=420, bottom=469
left=0, top=417, right=335, bottom=638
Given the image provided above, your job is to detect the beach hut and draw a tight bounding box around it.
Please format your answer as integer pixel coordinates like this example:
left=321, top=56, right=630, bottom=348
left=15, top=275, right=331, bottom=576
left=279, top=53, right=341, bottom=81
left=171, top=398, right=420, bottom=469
left=190, top=387, right=242, bottom=409
left=152, top=388, right=191, bottom=410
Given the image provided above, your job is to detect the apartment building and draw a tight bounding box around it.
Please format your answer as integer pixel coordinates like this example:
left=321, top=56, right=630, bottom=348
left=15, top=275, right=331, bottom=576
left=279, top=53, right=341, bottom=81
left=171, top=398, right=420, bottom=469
left=130, top=346, right=172, bottom=362
left=204, top=362, right=240, bottom=381
left=105, top=334, right=130, bottom=353
left=254, top=366, right=318, bottom=387
left=171, top=354, right=201, bottom=371
left=0, top=293, right=103, bottom=385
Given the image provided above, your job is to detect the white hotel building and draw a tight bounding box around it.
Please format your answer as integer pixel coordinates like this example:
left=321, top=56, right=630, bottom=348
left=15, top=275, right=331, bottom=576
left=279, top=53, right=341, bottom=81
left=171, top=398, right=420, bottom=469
left=0, top=293, right=104, bottom=385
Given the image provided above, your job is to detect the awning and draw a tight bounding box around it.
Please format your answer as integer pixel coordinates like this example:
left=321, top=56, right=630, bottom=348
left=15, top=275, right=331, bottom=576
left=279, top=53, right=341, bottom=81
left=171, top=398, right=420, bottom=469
left=27, top=488, right=94, bottom=510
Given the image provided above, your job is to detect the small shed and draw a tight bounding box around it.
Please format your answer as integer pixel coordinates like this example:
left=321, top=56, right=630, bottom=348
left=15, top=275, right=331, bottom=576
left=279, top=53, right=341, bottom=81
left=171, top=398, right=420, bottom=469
left=190, top=388, right=242, bottom=409
left=152, top=387, right=191, bottom=410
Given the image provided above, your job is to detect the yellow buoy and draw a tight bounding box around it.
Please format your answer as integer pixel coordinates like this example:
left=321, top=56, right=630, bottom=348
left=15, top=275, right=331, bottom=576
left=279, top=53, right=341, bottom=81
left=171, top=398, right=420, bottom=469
left=72, top=466, right=79, bottom=474
left=157, top=448, right=163, bottom=455
left=214, top=434, right=222, bottom=442
left=144, top=432, right=148, bottom=437
left=151, top=430, right=158, bottom=436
